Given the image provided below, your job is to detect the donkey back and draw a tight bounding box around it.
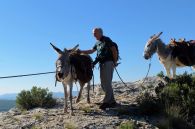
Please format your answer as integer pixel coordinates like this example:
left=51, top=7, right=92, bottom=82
left=170, top=39, right=195, bottom=66
left=69, top=53, right=93, bottom=83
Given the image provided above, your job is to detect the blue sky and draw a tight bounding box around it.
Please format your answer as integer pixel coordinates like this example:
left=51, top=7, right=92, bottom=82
left=0, top=0, right=195, bottom=95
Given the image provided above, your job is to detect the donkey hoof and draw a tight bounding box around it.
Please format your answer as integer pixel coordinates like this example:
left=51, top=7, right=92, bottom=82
left=64, top=108, right=68, bottom=113
left=76, top=99, right=80, bottom=103
left=163, top=76, right=170, bottom=82
left=70, top=112, right=75, bottom=116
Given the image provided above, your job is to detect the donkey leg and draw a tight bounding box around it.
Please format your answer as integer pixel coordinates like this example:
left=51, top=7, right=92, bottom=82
left=76, top=82, right=84, bottom=103
left=68, top=83, right=74, bottom=115
left=62, top=83, right=68, bottom=113
left=172, top=64, right=177, bottom=79
left=86, top=82, right=91, bottom=103
left=165, top=65, right=171, bottom=79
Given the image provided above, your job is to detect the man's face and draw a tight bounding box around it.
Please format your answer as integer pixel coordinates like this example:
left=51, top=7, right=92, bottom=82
left=93, top=29, right=102, bottom=40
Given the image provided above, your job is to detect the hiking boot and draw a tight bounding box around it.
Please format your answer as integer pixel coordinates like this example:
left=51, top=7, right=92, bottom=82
left=109, top=101, right=117, bottom=107
left=99, top=103, right=109, bottom=110
left=99, top=102, right=117, bottom=110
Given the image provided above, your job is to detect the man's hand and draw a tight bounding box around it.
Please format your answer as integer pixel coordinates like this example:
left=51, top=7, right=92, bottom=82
left=113, top=62, right=120, bottom=67
left=92, top=62, right=95, bottom=69
left=113, top=62, right=117, bottom=67
left=92, top=57, right=100, bottom=68
left=92, top=60, right=98, bottom=68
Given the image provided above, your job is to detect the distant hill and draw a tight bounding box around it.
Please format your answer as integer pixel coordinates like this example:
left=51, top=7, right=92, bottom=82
left=0, top=93, right=17, bottom=100
left=52, top=91, right=78, bottom=98
left=0, top=100, right=16, bottom=112
left=0, top=91, right=78, bottom=100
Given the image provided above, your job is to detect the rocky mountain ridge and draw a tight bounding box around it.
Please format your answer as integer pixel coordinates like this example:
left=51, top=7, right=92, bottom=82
left=0, top=76, right=165, bottom=129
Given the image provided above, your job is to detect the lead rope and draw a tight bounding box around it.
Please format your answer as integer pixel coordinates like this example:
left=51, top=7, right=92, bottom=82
left=0, top=71, right=55, bottom=79
left=92, top=69, right=95, bottom=93
left=114, top=66, right=128, bottom=87
left=140, top=58, right=152, bottom=87
left=92, top=68, right=95, bottom=101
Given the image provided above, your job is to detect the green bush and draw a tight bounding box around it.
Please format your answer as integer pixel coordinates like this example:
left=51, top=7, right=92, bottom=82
left=174, top=72, right=194, bottom=88
left=119, top=121, right=135, bottom=129
left=137, top=72, right=195, bottom=127
left=158, top=72, right=195, bottom=126
left=157, top=116, right=195, bottom=129
left=136, top=91, right=163, bottom=115
left=157, top=71, right=165, bottom=78
left=159, top=83, right=182, bottom=106
left=16, top=86, right=56, bottom=110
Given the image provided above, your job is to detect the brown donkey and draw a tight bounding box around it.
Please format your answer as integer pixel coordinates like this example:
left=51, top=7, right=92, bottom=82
left=51, top=43, right=93, bottom=115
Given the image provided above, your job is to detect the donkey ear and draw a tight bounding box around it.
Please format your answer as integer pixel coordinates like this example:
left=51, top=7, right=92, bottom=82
left=71, top=44, right=79, bottom=52
left=69, top=44, right=79, bottom=54
left=155, top=32, right=163, bottom=39
left=50, top=43, right=63, bottom=54
left=150, top=34, right=155, bottom=39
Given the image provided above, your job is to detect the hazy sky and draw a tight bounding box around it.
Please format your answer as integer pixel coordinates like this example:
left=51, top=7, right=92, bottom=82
left=0, top=0, right=195, bottom=94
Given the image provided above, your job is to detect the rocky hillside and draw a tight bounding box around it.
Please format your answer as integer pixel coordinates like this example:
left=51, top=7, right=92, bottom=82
left=0, top=76, right=165, bottom=129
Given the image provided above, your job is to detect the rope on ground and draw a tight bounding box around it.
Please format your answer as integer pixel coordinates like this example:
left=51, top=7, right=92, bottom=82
left=0, top=71, right=55, bottom=79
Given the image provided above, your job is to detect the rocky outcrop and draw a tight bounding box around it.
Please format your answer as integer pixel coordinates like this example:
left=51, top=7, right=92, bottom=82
left=0, top=76, right=165, bottom=129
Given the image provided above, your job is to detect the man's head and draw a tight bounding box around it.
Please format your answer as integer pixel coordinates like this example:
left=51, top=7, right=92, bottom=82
left=93, top=28, right=103, bottom=40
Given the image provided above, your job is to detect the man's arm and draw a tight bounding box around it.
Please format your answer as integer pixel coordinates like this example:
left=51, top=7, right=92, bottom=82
left=79, top=49, right=96, bottom=54
left=111, top=46, right=117, bottom=65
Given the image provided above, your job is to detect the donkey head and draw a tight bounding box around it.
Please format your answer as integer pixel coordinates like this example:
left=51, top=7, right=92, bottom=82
left=144, top=32, right=163, bottom=59
left=50, top=43, right=79, bottom=82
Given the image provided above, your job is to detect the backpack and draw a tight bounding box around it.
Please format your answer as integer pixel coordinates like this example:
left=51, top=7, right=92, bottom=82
left=111, top=42, right=120, bottom=62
